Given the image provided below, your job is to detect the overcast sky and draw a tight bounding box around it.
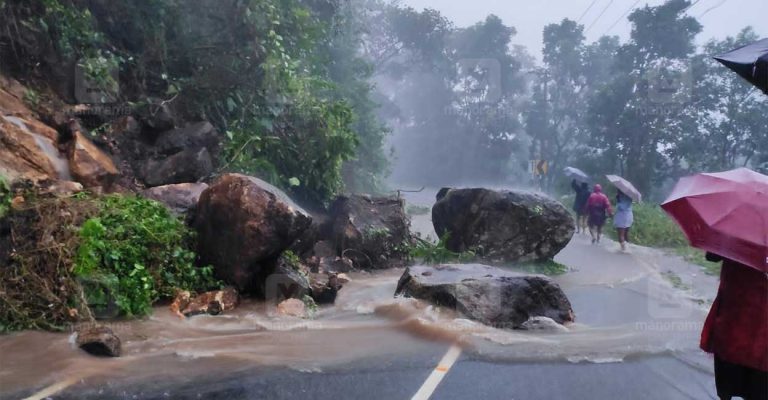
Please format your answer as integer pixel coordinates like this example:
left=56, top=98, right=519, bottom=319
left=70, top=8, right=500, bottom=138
left=399, top=0, right=768, bottom=62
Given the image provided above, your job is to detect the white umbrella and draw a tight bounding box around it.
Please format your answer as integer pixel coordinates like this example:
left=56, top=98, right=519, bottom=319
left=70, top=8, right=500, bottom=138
left=606, top=175, right=642, bottom=202
left=563, top=167, right=590, bottom=183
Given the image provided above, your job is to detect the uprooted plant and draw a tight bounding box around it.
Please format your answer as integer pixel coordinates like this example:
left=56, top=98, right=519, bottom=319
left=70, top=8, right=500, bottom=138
left=0, top=189, right=218, bottom=332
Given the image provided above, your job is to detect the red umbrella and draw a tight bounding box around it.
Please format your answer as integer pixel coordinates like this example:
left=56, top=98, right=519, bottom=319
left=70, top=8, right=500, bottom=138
left=662, top=168, right=768, bottom=272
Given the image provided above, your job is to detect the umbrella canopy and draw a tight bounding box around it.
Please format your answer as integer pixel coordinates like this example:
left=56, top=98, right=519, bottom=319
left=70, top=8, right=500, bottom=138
left=605, top=175, right=642, bottom=202
left=563, top=167, right=590, bottom=183
left=661, top=168, right=768, bottom=273
left=714, top=38, right=768, bottom=94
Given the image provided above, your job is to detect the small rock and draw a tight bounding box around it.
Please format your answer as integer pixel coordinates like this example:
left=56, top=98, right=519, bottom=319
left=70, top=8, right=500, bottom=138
left=44, top=180, right=84, bottom=196
left=309, top=273, right=343, bottom=304
left=276, top=298, right=307, bottom=318
left=10, top=195, right=24, bottom=210
left=317, top=256, right=354, bottom=274
left=180, top=287, right=239, bottom=317
left=521, top=316, right=570, bottom=332
left=76, top=325, right=121, bottom=357
left=169, top=290, right=192, bottom=319
left=336, top=273, right=351, bottom=285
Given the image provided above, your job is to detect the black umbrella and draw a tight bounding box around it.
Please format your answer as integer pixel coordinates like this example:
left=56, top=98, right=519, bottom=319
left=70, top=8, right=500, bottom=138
left=714, top=38, right=768, bottom=94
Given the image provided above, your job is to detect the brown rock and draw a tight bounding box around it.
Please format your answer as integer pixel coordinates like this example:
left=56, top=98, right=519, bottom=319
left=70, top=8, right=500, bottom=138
left=180, top=287, right=239, bottom=317
left=276, top=298, right=307, bottom=318
left=336, top=273, right=351, bottom=285
left=43, top=180, right=84, bottom=196
left=0, top=78, right=36, bottom=119
left=76, top=325, right=122, bottom=357
left=309, top=273, right=343, bottom=304
left=195, top=174, right=312, bottom=292
left=10, top=196, right=24, bottom=210
left=0, top=116, right=60, bottom=182
left=69, top=131, right=119, bottom=188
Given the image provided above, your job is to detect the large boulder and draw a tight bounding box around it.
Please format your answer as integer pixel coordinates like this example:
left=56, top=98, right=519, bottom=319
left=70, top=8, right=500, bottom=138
left=68, top=130, right=119, bottom=188
left=432, top=188, right=574, bottom=264
left=395, top=264, right=574, bottom=329
left=328, top=195, right=411, bottom=270
left=194, top=174, right=312, bottom=292
left=0, top=116, right=60, bottom=182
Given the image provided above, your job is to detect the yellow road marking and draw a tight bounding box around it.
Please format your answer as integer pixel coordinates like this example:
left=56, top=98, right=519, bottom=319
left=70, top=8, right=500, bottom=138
left=411, top=344, right=462, bottom=400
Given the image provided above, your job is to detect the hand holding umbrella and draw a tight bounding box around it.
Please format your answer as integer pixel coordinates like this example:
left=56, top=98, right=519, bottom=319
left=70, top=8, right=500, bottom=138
left=605, top=175, right=642, bottom=203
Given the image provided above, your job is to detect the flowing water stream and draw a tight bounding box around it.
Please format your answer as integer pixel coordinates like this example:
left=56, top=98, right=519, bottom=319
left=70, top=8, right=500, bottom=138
left=0, top=189, right=716, bottom=398
left=2, top=115, right=72, bottom=181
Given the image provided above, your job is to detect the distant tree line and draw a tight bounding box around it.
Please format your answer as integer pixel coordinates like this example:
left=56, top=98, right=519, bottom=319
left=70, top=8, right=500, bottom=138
left=365, top=0, right=767, bottom=199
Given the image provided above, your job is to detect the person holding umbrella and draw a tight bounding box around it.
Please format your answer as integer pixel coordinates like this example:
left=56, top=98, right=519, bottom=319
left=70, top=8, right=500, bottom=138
left=662, top=168, right=768, bottom=400
left=613, top=190, right=634, bottom=252
left=585, top=184, right=612, bottom=244
left=571, top=179, right=590, bottom=234
left=605, top=175, right=641, bottom=251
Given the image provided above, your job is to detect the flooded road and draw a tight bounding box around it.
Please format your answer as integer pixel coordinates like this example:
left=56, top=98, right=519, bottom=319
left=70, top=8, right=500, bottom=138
left=0, top=189, right=720, bottom=399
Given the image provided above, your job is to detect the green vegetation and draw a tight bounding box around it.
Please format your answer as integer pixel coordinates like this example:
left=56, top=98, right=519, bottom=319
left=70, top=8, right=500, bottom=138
left=0, top=175, right=10, bottom=218
left=74, top=195, right=219, bottom=317
left=517, top=260, right=570, bottom=276
left=1, top=191, right=221, bottom=332
left=409, top=234, right=476, bottom=264
left=281, top=250, right=302, bottom=271
left=22, top=88, right=41, bottom=108
left=2, top=0, right=390, bottom=204
left=302, top=295, right=319, bottom=318
left=662, top=270, right=691, bottom=291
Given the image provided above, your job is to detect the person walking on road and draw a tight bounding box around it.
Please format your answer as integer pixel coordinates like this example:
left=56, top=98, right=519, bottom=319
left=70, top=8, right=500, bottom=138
left=613, top=190, right=634, bottom=251
left=585, top=184, right=612, bottom=244
left=701, top=253, right=768, bottom=400
left=571, top=179, right=590, bottom=234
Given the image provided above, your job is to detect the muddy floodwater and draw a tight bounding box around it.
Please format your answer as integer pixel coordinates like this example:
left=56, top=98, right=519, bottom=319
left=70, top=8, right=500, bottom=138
left=0, top=189, right=720, bottom=399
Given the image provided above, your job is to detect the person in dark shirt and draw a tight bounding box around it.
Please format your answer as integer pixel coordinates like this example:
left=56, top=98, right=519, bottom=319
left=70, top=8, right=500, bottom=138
left=571, top=179, right=590, bottom=234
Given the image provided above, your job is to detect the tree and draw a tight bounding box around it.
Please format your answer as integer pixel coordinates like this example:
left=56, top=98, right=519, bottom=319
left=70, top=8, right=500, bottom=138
left=587, top=0, right=702, bottom=197
left=524, top=20, right=619, bottom=192
left=369, top=8, right=530, bottom=186
left=675, top=27, right=768, bottom=173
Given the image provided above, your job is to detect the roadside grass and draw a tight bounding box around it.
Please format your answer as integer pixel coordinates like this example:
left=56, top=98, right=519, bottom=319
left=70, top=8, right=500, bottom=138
left=408, top=234, right=568, bottom=276
left=604, top=203, right=721, bottom=276
left=406, top=204, right=431, bottom=216
left=516, top=260, right=570, bottom=276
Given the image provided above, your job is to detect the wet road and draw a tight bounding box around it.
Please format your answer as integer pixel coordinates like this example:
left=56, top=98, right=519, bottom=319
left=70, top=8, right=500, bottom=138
left=2, top=190, right=722, bottom=400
